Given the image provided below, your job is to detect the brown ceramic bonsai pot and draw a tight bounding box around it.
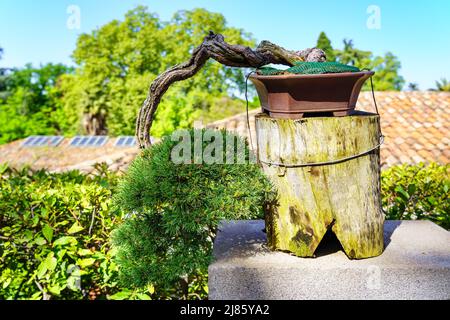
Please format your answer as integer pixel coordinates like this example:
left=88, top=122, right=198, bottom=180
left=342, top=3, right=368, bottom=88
left=250, top=71, right=374, bottom=119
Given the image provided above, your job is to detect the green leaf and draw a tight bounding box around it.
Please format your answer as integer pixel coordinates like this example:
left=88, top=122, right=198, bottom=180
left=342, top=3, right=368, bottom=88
left=77, top=258, right=96, bottom=268
left=55, top=220, right=70, bottom=227
left=45, top=252, right=57, bottom=271
left=407, top=184, right=417, bottom=196
left=36, top=262, right=48, bottom=279
left=0, top=163, right=8, bottom=174
left=77, top=249, right=93, bottom=256
left=48, top=285, right=61, bottom=296
left=395, top=186, right=409, bottom=201
left=136, top=293, right=151, bottom=300
left=2, top=278, right=11, bottom=289
left=36, top=253, right=57, bottom=278
left=22, top=230, right=34, bottom=242
left=108, top=290, right=132, bottom=300
left=31, top=292, right=42, bottom=300
left=31, top=214, right=40, bottom=227
left=148, top=284, right=155, bottom=295
left=428, top=196, right=437, bottom=205
left=67, top=221, right=84, bottom=234
left=34, top=237, right=47, bottom=246
left=101, top=202, right=109, bottom=211
left=40, top=208, right=48, bottom=219
left=53, top=236, right=77, bottom=246
left=42, top=224, right=53, bottom=242
left=56, top=249, right=67, bottom=260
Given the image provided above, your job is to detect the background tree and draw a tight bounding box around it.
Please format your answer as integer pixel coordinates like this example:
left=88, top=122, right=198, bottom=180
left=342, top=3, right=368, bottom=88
left=334, top=39, right=405, bottom=91
left=59, top=6, right=255, bottom=137
left=315, top=34, right=405, bottom=91
left=0, top=46, right=11, bottom=102
left=0, top=63, right=72, bottom=144
left=408, top=82, right=419, bottom=91
left=335, top=39, right=372, bottom=66
left=316, top=32, right=336, bottom=62
left=431, top=78, right=450, bottom=92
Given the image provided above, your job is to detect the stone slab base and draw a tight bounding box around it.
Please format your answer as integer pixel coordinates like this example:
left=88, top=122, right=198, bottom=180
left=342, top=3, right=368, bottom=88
left=208, top=220, right=450, bottom=300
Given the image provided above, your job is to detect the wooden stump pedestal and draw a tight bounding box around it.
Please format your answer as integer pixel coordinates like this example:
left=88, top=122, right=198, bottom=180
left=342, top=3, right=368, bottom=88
left=256, top=111, right=384, bottom=259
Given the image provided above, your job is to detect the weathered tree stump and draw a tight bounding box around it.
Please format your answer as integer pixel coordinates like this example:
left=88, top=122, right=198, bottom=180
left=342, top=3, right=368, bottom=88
left=256, top=111, right=384, bottom=259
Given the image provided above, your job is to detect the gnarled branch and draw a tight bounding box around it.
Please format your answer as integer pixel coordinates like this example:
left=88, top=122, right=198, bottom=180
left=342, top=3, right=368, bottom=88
left=136, top=31, right=326, bottom=148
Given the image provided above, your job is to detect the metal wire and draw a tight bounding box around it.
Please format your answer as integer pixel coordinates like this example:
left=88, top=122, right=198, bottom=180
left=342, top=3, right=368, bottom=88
left=369, top=75, right=380, bottom=115
left=259, top=135, right=384, bottom=168
left=245, top=70, right=256, bottom=151
left=361, top=67, right=380, bottom=115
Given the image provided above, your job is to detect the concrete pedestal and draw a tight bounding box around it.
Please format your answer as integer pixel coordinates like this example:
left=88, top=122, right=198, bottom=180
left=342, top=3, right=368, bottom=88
left=208, top=220, right=450, bottom=300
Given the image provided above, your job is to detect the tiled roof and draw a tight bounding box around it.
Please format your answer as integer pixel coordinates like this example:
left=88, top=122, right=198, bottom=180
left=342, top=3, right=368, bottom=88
left=207, top=91, right=450, bottom=167
left=0, top=91, right=448, bottom=172
left=0, top=138, right=140, bottom=173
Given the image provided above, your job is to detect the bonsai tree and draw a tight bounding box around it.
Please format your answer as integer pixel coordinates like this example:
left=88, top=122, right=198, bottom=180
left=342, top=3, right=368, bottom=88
left=112, top=129, right=276, bottom=297
left=114, top=33, right=323, bottom=296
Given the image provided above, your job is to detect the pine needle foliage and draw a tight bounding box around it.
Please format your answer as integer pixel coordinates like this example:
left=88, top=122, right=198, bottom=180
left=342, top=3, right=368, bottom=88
left=111, top=129, right=276, bottom=291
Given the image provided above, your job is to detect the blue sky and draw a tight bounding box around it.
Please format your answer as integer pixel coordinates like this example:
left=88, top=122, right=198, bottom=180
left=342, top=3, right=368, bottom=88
left=0, top=0, right=449, bottom=90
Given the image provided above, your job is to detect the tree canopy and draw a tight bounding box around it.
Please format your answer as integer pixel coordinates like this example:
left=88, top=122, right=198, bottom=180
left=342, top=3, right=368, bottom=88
left=0, top=62, right=72, bottom=144
left=316, top=33, right=405, bottom=91
left=316, top=32, right=336, bottom=62
left=0, top=46, right=10, bottom=102
left=432, top=78, right=450, bottom=92
left=59, top=6, right=254, bottom=137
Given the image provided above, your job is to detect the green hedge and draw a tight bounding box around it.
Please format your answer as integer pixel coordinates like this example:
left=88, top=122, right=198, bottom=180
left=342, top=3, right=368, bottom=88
left=0, top=164, right=156, bottom=300
left=0, top=161, right=448, bottom=299
left=381, top=163, right=449, bottom=230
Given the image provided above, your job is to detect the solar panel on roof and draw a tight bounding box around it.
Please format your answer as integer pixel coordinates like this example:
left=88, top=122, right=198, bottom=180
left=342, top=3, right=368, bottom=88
left=47, top=136, right=64, bottom=146
left=126, top=136, right=135, bottom=145
left=116, top=136, right=126, bottom=146
left=70, top=136, right=81, bottom=146
left=34, top=136, right=45, bottom=145
left=80, top=136, right=89, bottom=145
left=87, top=136, right=97, bottom=146
left=69, top=136, right=108, bottom=147
left=94, top=136, right=108, bottom=146
left=22, top=136, right=37, bottom=147
left=22, top=136, right=64, bottom=147
left=114, top=136, right=137, bottom=147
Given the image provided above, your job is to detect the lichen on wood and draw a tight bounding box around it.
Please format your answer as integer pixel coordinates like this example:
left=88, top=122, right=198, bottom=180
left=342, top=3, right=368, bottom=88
left=256, top=112, right=384, bottom=259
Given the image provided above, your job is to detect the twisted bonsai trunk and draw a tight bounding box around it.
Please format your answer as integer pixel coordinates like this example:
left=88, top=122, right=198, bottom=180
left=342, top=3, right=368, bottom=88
left=136, top=31, right=326, bottom=148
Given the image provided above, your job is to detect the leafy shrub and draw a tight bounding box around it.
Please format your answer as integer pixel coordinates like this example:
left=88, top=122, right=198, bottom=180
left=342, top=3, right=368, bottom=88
left=111, top=129, right=276, bottom=297
left=0, top=164, right=124, bottom=299
left=0, top=164, right=161, bottom=300
left=381, top=163, right=449, bottom=229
